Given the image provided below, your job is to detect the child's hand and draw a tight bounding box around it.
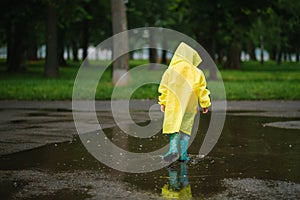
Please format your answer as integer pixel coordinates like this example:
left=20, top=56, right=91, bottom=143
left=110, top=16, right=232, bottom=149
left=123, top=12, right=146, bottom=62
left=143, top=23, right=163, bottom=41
left=160, top=105, right=165, bottom=112
left=202, top=107, right=209, bottom=114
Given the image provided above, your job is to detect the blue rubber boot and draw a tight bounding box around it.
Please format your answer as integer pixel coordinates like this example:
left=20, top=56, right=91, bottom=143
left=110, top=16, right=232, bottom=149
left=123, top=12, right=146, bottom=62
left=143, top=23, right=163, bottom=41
left=179, top=162, right=189, bottom=187
left=179, top=133, right=190, bottom=162
left=163, top=133, right=179, bottom=162
left=167, top=167, right=179, bottom=190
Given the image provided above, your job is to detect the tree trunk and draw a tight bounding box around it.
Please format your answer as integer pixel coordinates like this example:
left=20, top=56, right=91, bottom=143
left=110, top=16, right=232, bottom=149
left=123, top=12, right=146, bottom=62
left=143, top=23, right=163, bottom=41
left=71, top=40, right=79, bottom=62
left=149, top=48, right=157, bottom=62
left=161, top=49, right=167, bottom=64
left=276, top=50, right=282, bottom=65
left=217, top=49, right=224, bottom=64
left=270, top=48, right=276, bottom=61
left=44, top=2, right=59, bottom=77
left=81, top=2, right=90, bottom=66
left=82, top=22, right=88, bottom=61
left=260, top=49, right=264, bottom=64
left=148, top=31, right=158, bottom=69
left=248, top=43, right=256, bottom=61
left=129, top=51, right=134, bottom=60
left=260, top=35, right=264, bottom=65
left=283, top=53, right=288, bottom=62
left=27, top=46, right=38, bottom=61
left=210, top=37, right=216, bottom=62
left=6, top=22, right=25, bottom=72
left=82, top=11, right=90, bottom=66
left=59, top=46, right=67, bottom=66
left=27, top=36, right=38, bottom=61
left=288, top=52, right=292, bottom=62
left=160, top=31, right=167, bottom=64
left=111, top=0, right=129, bottom=85
left=224, top=45, right=241, bottom=69
left=208, top=27, right=217, bottom=80
left=66, top=45, right=70, bottom=60
left=58, top=28, right=67, bottom=66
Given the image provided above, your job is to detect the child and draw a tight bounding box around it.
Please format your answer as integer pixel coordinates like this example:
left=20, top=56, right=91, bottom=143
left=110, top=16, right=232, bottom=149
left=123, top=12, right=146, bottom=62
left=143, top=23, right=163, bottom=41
left=158, top=42, right=211, bottom=162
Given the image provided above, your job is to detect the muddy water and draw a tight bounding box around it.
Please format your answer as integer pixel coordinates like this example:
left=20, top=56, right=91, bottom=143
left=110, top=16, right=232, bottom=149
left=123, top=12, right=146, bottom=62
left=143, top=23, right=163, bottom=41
left=0, top=113, right=299, bottom=199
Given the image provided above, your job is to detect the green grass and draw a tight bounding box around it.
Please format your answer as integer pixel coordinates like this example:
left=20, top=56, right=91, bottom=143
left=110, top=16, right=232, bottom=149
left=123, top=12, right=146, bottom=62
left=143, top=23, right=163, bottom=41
left=0, top=61, right=79, bottom=100
left=0, top=60, right=299, bottom=100
left=220, top=61, right=300, bottom=100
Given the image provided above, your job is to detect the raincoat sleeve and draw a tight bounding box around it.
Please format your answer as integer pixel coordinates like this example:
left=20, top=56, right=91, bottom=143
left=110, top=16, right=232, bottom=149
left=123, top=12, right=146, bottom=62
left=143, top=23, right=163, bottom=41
left=197, top=71, right=211, bottom=108
left=158, top=70, right=169, bottom=106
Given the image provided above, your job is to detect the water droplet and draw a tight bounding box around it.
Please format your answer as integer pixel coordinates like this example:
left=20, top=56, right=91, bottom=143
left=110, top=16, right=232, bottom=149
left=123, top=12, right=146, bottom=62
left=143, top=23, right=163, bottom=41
left=86, top=140, right=90, bottom=144
left=289, top=144, right=292, bottom=148
left=199, top=154, right=205, bottom=158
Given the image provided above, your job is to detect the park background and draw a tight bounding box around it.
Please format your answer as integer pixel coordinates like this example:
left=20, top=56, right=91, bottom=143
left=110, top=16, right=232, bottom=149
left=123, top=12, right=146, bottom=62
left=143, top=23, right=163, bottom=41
left=0, top=0, right=299, bottom=101
left=1, top=1, right=300, bottom=199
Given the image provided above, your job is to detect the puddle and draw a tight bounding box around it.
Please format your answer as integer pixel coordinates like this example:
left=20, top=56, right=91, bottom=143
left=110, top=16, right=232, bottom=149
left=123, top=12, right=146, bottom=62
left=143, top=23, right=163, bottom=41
left=0, top=115, right=300, bottom=199
left=263, top=120, right=300, bottom=130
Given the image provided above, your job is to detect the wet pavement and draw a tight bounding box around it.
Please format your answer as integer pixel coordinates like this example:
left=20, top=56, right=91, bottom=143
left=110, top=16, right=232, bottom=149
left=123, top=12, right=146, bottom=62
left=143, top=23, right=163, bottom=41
left=0, top=100, right=300, bottom=199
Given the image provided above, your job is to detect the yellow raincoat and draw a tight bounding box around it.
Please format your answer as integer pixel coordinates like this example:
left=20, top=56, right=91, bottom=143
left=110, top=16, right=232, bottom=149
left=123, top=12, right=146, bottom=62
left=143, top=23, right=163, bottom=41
left=161, top=184, right=192, bottom=199
left=158, top=42, right=211, bottom=135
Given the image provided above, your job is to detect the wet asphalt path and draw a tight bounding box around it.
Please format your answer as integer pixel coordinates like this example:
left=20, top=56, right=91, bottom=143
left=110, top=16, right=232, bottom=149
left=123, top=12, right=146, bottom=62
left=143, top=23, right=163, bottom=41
left=0, top=100, right=299, bottom=199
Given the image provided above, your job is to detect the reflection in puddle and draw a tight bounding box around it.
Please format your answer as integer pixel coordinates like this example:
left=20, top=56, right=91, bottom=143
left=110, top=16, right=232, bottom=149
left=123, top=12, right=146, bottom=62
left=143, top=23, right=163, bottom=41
left=0, top=114, right=300, bottom=199
left=161, top=162, right=192, bottom=199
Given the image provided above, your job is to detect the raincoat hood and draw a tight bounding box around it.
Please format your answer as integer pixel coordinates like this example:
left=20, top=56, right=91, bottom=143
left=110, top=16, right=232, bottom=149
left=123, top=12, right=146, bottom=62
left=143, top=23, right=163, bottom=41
left=169, top=42, right=202, bottom=67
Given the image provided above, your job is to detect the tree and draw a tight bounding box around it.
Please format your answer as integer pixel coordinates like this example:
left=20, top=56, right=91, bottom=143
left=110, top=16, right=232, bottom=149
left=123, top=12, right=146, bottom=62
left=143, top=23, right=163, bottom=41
left=273, top=0, right=300, bottom=63
left=57, top=0, right=89, bottom=63
left=44, top=1, right=59, bottom=77
left=127, top=0, right=175, bottom=66
left=81, top=1, right=91, bottom=64
left=110, top=0, right=129, bottom=85
left=186, top=0, right=230, bottom=75
left=1, top=0, right=41, bottom=72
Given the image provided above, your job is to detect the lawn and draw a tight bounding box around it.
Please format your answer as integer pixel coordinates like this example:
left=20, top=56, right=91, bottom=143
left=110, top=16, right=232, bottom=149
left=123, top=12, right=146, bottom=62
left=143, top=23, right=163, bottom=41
left=0, top=60, right=299, bottom=100
left=220, top=61, right=300, bottom=100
